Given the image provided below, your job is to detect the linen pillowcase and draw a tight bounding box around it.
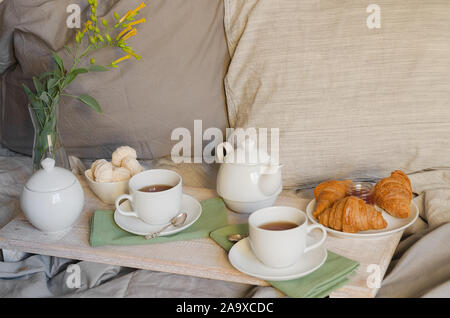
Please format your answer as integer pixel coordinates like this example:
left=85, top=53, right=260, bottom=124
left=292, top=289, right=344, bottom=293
left=0, top=0, right=229, bottom=159
left=224, top=0, right=450, bottom=188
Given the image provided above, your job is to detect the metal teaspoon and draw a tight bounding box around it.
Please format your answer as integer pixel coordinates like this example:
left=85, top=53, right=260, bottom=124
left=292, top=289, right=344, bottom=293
left=227, top=234, right=248, bottom=242
left=145, top=212, right=187, bottom=240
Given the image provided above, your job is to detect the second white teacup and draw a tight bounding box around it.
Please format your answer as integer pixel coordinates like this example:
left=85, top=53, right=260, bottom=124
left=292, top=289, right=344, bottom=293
left=249, top=206, right=327, bottom=268
left=115, top=169, right=182, bottom=225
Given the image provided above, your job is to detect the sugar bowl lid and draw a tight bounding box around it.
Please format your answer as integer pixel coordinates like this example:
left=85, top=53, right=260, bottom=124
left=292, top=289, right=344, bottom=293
left=25, top=158, right=77, bottom=193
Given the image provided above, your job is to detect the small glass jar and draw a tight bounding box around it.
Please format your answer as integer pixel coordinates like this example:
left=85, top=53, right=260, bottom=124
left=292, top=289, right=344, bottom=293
left=347, top=182, right=375, bottom=204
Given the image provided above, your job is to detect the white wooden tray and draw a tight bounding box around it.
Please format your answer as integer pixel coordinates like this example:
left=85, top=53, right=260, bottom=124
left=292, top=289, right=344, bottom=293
left=0, top=177, right=402, bottom=298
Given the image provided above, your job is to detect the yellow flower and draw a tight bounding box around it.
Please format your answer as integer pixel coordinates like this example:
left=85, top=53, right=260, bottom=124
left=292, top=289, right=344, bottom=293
left=123, top=18, right=146, bottom=28
left=111, top=55, right=131, bottom=65
left=121, top=28, right=137, bottom=41
left=128, top=2, right=146, bottom=18
left=118, top=2, right=146, bottom=23
left=122, top=48, right=141, bottom=60
left=81, top=20, right=92, bottom=34
left=118, top=10, right=132, bottom=24
left=116, top=25, right=132, bottom=40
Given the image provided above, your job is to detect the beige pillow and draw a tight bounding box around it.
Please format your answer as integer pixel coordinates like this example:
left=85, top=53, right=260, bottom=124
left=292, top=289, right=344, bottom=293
left=224, top=0, right=450, bottom=188
left=0, top=0, right=229, bottom=160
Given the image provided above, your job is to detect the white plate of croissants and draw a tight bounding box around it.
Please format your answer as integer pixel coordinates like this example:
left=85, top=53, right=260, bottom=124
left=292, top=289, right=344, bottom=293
left=306, top=170, right=419, bottom=238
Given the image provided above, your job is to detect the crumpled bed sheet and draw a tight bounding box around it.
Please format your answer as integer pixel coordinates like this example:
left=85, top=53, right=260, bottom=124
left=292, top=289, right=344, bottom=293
left=0, top=154, right=449, bottom=298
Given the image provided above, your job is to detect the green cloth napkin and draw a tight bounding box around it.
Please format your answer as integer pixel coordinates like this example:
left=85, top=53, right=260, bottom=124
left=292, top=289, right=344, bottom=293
left=90, top=198, right=228, bottom=247
left=210, top=224, right=359, bottom=298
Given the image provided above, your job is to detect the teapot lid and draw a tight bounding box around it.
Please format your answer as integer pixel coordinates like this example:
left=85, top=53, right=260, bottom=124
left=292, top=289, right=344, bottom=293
left=230, top=138, right=271, bottom=165
left=25, top=158, right=77, bottom=193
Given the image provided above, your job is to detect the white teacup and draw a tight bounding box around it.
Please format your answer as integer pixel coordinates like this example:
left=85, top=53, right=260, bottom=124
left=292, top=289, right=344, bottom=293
left=115, top=169, right=182, bottom=225
left=248, top=206, right=327, bottom=268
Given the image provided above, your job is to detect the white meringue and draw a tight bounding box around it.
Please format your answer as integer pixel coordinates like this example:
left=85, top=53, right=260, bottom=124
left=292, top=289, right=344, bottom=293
left=112, top=167, right=131, bottom=182
left=85, top=169, right=95, bottom=181
left=90, top=159, right=108, bottom=177
left=94, top=161, right=114, bottom=183
left=121, top=156, right=144, bottom=176
left=112, top=146, right=137, bottom=167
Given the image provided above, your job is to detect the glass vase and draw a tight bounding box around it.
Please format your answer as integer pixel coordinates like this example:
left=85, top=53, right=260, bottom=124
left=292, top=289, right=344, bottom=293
left=29, top=104, right=70, bottom=172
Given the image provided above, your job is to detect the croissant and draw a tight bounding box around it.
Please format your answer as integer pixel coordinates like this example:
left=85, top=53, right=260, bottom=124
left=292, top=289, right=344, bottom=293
left=317, top=196, right=387, bottom=233
left=313, top=180, right=353, bottom=217
left=374, top=170, right=412, bottom=218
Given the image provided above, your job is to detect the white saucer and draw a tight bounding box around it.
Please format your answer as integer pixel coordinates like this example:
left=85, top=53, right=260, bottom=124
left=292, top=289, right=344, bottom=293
left=228, top=236, right=327, bottom=281
left=306, top=199, right=419, bottom=238
left=114, top=194, right=202, bottom=236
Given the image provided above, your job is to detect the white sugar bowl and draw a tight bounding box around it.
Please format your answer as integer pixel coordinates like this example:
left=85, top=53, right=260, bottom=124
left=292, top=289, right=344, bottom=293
left=20, top=158, right=84, bottom=233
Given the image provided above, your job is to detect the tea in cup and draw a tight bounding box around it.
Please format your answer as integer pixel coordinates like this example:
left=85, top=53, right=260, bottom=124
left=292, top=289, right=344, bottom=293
left=115, top=169, right=182, bottom=225
left=248, top=206, right=327, bottom=268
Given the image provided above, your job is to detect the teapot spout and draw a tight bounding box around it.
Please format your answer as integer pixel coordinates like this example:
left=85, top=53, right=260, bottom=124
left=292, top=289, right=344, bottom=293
left=258, top=164, right=283, bottom=197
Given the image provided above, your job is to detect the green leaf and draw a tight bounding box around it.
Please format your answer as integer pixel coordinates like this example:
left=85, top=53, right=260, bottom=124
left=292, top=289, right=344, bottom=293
left=24, top=84, right=46, bottom=128
left=73, top=68, right=89, bottom=75
left=52, top=52, right=65, bottom=72
left=63, top=68, right=89, bottom=88
left=23, top=83, right=35, bottom=100
left=39, top=71, right=53, bottom=81
left=88, top=65, right=110, bottom=72
left=47, top=78, right=59, bottom=90
left=54, top=63, right=63, bottom=78
left=23, top=87, right=41, bottom=109
left=52, top=94, right=60, bottom=106
left=76, top=94, right=102, bottom=114
left=32, top=77, right=43, bottom=95
left=63, top=72, right=77, bottom=87
left=64, top=45, right=72, bottom=56
left=39, top=92, right=49, bottom=104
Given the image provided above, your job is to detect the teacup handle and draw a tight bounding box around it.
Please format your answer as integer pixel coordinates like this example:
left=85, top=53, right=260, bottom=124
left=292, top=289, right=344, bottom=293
left=304, top=224, right=327, bottom=254
left=115, top=194, right=138, bottom=218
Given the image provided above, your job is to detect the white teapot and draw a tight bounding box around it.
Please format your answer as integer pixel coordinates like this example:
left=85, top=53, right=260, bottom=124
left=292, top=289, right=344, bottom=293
left=20, top=158, right=84, bottom=233
left=216, top=138, right=282, bottom=213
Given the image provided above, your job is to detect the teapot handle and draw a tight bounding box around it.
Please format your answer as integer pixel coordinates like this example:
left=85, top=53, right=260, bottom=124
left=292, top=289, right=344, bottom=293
left=216, top=142, right=234, bottom=163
